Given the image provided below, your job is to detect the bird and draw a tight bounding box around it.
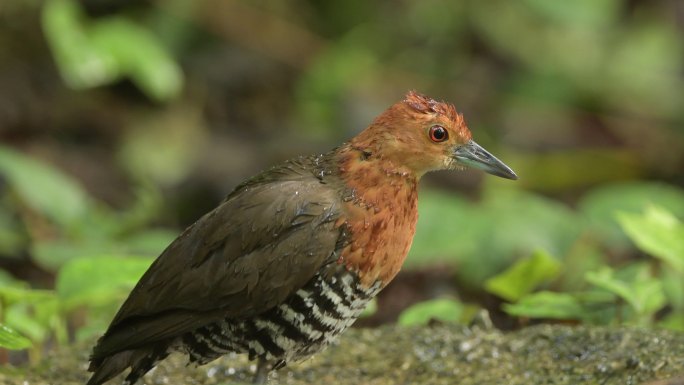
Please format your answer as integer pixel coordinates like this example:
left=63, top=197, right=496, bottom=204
left=86, top=91, right=517, bottom=385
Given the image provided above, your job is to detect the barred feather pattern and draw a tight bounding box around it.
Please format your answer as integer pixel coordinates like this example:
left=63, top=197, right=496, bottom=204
left=181, top=270, right=381, bottom=369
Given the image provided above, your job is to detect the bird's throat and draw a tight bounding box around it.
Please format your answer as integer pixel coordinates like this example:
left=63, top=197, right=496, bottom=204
left=333, top=145, right=419, bottom=288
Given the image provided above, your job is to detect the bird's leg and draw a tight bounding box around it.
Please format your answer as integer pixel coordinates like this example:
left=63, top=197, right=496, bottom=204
left=252, top=358, right=270, bottom=384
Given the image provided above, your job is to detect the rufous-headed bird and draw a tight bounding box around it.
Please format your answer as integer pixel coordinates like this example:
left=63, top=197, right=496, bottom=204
left=87, top=91, right=517, bottom=385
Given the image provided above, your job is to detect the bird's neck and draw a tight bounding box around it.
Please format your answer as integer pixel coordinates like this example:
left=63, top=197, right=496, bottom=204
left=333, top=143, right=419, bottom=202
left=331, top=144, right=419, bottom=287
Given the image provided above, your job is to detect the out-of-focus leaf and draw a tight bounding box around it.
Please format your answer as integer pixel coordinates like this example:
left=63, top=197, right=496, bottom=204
left=111, top=183, right=164, bottom=235
left=410, top=188, right=581, bottom=288
left=503, top=291, right=585, bottom=320
left=605, top=21, right=683, bottom=117
left=0, top=146, right=91, bottom=229
left=408, top=189, right=471, bottom=263
left=585, top=264, right=665, bottom=320
left=0, top=269, right=24, bottom=287
left=464, top=188, right=581, bottom=287
left=559, top=239, right=606, bottom=291
left=658, top=312, right=684, bottom=332
left=295, top=26, right=383, bottom=137
left=0, top=286, right=56, bottom=306
left=484, top=249, right=561, bottom=302
left=398, top=298, right=464, bottom=326
left=31, top=239, right=120, bottom=271
left=118, top=106, right=206, bottom=184
left=56, top=256, right=153, bottom=310
left=0, top=324, right=32, bottom=350
left=579, top=182, right=684, bottom=248
left=617, top=205, right=684, bottom=272
left=89, top=18, right=182, bottom=101
left=0, top=206, right=27, bottom=257
left=2, top=289, right=62, bottom=345
left=123, top=229, right=176, bottom=256
left=661, top=268, right=684, bottom=311
left=42, top=0, right=118, bottom=88
left=32, top=226, right=172, bottom=271
left=74, top=314, right=111, bottom=342
left=5, top=302, right=56, bottom=344
left=42, top=0, right=182, bottom=101
left=585, top=267, right=634, bottom=306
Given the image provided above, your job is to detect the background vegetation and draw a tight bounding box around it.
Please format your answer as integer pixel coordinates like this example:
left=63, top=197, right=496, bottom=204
left=0, top=0, right=682, bottom=366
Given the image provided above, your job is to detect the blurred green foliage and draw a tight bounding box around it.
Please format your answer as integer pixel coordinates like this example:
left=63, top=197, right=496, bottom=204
left=0, top=0, right=683, bottom=365
left=42, top=0, right=182, bottom=101
left=484, top=250, right=561, bottom=302
left=497, top=205, right=684, bottom=329
left=398, top=298, right=469, bottom=326
left=0, top=146, right=166, bottom=354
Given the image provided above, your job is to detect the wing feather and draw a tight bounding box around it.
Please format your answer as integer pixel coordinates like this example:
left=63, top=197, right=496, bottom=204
left=91, top=166, right=343, bottom=360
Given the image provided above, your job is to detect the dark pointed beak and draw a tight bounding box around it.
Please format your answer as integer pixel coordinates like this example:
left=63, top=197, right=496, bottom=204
left=453, top=140, right=518, bottom=180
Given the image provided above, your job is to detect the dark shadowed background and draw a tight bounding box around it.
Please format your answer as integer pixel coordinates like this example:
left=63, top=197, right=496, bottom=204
left=0, top=0, right=683, bottom=365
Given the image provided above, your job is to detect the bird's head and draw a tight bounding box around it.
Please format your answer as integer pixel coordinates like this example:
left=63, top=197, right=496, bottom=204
left=350, top=91, right=517, bottom=180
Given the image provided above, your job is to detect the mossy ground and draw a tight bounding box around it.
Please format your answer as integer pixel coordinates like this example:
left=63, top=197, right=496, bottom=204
left=4, top=322, right=684, bottom=385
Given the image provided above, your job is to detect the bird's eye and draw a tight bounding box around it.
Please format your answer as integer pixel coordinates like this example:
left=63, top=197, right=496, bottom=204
left=429, top=125, right=448, bottom=142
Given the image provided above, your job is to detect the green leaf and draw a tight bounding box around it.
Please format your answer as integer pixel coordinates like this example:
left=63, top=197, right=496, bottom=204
left=31, top=239, right=120, bottom=271
left=0, top=146, right=91, bottom=229
left=42, top=0, right=182, bottom=101
left=585, top=264, right=666, bottom=319
left=585, top=267, right=635, bottom=307
left=32, top=226, right=172, bottom=271
left=484, top=249, right=561, bottom=302
left=56, top=256, right=153, bottom=310
left=410, top=188, right=581, bottom=288
left=409, top=189, right=471, bottom=264
left=617, top=205, right=684, bottom=272
left=662, top=268, right=684, bottom=311
left=118, top=106, right=206, bottom=184
left=0, top=286, right=56, bottom=306
left=0, top=324, right=32, bottom=350
left=42, top=0, right=119, bottom=88
left=0, top=285, right=60, bottom=344
left=5, top=303, right=54, bottom=343
left=503, top=291, right=586, bottom=320
left=122, top=229, right=177, bottom=256
left=658, top=312, right=684, bottom=332
left=398, top=298, right=464, bottom=326
left=0, top=269, right=24, bottom=287
left=89, top=17, right=183, bottom=101
left=579, top=182, right=684, bottom=249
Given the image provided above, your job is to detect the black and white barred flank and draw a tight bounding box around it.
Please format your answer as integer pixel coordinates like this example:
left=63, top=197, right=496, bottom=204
left=181, top=270, right=381, bottom=370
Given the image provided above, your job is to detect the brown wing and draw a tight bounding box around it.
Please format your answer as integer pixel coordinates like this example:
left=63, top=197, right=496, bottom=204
left=91, top=164, right=343, bottom=361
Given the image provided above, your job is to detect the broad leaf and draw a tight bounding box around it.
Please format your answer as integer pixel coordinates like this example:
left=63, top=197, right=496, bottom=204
left=398, top=298, right=464, bottom=326
left=503, top=291, right=585, bottom=319
left=0, top=324, right=32, bottom=350
left=585, top=264, right=666, bottom=317
left=56, top=256, right=153, bottom=310
left=484, top=249, right=561, bottom=302
left=617, top=205, right=684, bottom=272
left=579, top=182, right=684, bottom=248
left=0, top=146, right=91, bottom=229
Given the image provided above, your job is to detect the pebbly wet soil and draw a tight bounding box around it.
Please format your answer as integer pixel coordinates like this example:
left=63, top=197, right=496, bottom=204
left=3, top=322, right=684, bottom=385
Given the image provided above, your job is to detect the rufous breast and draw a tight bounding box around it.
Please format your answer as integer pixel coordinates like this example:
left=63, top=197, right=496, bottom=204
left=334, top=147, right=419, bottom=288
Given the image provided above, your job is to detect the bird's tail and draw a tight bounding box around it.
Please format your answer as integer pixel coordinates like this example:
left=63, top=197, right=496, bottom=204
left=86, top=345, right=169, bottom=385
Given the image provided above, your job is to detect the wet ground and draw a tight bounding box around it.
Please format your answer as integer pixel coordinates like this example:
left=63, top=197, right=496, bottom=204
left=4, top=321, right=684, bottom=385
